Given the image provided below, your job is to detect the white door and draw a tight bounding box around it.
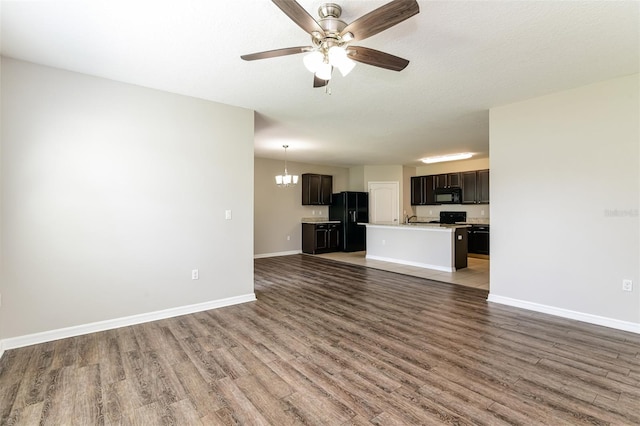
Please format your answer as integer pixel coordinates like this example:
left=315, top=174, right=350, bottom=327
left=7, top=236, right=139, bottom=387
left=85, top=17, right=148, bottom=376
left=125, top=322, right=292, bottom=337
left=368, top=182, right=399, bottom=224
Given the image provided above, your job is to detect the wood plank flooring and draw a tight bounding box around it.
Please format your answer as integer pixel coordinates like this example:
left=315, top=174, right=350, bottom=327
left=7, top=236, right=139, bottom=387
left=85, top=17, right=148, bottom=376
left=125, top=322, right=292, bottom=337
left=1, top=254, right=639, bottom=424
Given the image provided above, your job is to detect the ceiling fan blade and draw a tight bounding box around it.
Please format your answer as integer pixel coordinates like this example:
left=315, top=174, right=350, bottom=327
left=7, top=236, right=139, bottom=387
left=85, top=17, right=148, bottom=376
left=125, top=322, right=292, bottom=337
left=241, top=46, right=311, bottom=61
left=347, top=46, right=409, bottom=71
left=341, top=0, right=419, bottom=42
left=272, top=0, right=325, bottom=36
left=313, top=75, right=329, bottom=88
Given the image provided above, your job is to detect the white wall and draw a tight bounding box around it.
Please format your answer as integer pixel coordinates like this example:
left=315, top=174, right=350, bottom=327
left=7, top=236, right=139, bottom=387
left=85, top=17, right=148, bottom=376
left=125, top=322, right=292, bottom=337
left=0, top=58, right=255, bottom=340
left=0, top=56, right=3, bottom=349
left=489, top=74, right=639, bottom=330
left=254, top=157, right=349, bottom=256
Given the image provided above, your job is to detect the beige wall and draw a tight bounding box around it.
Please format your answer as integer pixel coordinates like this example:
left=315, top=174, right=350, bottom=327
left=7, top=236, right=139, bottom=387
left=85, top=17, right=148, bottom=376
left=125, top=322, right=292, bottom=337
left=489, top=74, right=639, bottom=329
left=1, top=58, right=255, bottom=340
left=415, top=204, right=489, bottom=223
left=416, top=157, right=490, bottom=175
left=363, top=165, right=404, bottom=184
left=411, top=158, right=491, bottom=222
left=349, top=165, right=365, bottom=191
left=254, top=162, right=413, bottom=256
left=403, top=166, right=417, bottom=217
left=254, top=158, right=349, bottom=256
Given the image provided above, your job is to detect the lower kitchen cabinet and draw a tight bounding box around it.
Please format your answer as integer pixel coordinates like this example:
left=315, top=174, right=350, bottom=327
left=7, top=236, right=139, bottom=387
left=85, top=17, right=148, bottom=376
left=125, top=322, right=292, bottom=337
left=468, top=225, right=490, bottom=256
left=302, top=223, right=341, bottom=254
left=454, top=227, right=468, bottom=269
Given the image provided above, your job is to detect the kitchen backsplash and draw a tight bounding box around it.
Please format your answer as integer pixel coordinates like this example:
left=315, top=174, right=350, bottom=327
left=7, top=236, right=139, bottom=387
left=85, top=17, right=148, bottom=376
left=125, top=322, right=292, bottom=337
left=301, top=217, right=330, bottom=223
left=414, top=204, right=489, bottom=223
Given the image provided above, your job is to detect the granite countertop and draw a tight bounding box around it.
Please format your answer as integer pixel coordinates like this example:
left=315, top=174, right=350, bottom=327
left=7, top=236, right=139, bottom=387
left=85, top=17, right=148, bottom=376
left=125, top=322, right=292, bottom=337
left=402, top=223, right=471, bottom=229
left=364, top=222, right=470, bottom=230
left=301, top=217, right=341, bottom=224
left=415, top=217, right=490, bottom=225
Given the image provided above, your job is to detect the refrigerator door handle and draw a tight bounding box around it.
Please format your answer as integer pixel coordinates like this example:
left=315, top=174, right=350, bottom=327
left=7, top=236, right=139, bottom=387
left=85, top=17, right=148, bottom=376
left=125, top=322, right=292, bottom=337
left=350, top=211, right=357, bottom=222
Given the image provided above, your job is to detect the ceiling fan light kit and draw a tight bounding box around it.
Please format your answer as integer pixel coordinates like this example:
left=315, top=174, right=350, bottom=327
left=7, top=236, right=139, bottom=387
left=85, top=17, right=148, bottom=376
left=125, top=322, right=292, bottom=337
left=241, top=0, right=420, bottom=88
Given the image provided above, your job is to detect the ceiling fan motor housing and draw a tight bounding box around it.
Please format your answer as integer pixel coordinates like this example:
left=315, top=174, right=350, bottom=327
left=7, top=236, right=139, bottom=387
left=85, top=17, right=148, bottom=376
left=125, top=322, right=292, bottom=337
left=315, top=3, right=348, bottom=47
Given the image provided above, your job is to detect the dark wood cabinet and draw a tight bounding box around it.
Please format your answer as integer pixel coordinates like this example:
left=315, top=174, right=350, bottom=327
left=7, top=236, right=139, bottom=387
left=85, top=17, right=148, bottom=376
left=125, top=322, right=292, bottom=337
left=413, top=169, right=488, bottom=205
left=461, top=169, right=489, bottom=204
left=477, top=169, right=490, bottom=204
left=461, top=171, right=478, bottom=204
left=410, top=175, right=436, bottom=205
left=302, top=223, right=340, bottom=254
left=435, top=173, right=461, bottom=189
left=454, top=227, right=469, bottom=269
left=302, top=174, right=333, bottom=205
left=468, top=225, right=490, bottom=255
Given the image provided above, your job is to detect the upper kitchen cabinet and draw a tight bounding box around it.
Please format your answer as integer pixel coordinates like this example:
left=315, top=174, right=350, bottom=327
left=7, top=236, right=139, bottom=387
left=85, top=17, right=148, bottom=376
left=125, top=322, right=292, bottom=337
left=477, top=169, right=490, bottom=203
left=461, top=169, right=490, bottom=204
left=411, top=175, right=436, bottom=205
left=302, top=173, right=333, bottom=205
left=435, top=172, right=461, bottom=189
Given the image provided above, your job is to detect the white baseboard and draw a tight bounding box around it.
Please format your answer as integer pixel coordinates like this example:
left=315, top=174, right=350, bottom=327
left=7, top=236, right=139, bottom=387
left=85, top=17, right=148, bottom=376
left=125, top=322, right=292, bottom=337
left=0, top=293, right=257, bottom=353
left=254, top=250, right=300, bottom=259
left=365, top=254, right=454, bottom=273
left=487, top=294, right=640, bottom=334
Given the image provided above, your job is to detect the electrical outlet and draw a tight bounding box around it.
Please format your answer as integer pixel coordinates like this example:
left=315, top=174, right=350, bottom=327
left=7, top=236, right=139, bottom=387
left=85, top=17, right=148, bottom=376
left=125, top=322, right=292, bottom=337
left=192, top=269, right=199, bottom=280
left=382, top=239, right=386, bottom=245
left=622, top=279, right=633, bottom=292
left=287, top=235, right=291, bottom=241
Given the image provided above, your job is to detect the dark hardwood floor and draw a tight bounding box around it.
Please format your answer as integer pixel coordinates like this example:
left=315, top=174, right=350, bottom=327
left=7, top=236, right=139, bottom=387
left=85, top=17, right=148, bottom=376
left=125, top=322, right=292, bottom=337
left=1, top=254, right=639, bottom=425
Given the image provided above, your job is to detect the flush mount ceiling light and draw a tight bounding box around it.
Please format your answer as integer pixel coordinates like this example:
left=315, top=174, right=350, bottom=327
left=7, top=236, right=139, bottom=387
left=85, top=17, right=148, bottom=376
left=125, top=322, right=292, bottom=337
left=275, top=145, right=299, bottom=187
left=241, top=1, right=420, bottom=89
left=421, top=153, right=474, bottom=164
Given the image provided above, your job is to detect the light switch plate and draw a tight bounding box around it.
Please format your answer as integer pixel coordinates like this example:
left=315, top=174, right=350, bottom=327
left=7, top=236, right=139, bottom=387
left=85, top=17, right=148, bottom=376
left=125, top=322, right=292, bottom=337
left=225, top=210, right=232, bottom=220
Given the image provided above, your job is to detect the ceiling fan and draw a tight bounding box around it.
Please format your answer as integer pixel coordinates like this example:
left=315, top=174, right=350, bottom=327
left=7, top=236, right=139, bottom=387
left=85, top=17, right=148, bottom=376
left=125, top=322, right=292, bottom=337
left=241, top=0, right=420, bottom=88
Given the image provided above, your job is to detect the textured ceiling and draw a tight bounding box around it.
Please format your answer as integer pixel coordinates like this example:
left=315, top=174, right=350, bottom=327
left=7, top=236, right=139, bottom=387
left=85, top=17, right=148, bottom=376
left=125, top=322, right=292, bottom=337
left=2, top=0, right=639, bottom=167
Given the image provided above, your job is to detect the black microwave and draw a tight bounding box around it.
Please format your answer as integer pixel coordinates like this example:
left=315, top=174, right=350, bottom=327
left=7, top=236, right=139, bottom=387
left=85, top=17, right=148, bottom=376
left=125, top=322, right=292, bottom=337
left=434, top=187, right=462, bottom=204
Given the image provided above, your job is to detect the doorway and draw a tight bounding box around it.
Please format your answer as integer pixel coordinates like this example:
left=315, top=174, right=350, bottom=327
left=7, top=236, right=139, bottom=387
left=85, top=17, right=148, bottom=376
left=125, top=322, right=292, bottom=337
left=368, top=181, right=399, bottom=224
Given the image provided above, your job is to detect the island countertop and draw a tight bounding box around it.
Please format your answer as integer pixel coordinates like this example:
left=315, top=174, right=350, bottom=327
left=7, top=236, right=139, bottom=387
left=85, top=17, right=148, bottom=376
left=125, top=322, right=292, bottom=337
left=363, top=222, right=471, bottom=231
left=364, top=222, right=469, bottom=272
left=301, top=218, right=341, bottom=224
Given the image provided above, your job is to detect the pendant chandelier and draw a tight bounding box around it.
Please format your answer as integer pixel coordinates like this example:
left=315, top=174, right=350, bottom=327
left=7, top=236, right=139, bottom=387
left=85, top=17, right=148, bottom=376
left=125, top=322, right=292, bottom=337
left=275, top=145, right=298, bottom=187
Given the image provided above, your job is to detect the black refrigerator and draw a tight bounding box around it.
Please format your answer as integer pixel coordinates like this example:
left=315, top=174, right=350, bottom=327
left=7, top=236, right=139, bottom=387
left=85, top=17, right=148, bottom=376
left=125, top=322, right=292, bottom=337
left=329, top=191, right=369, bottom=252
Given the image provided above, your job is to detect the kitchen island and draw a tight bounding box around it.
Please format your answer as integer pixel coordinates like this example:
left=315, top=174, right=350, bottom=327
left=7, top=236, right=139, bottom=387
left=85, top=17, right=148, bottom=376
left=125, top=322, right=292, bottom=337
left=364, top=223, right=469, bottom=272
